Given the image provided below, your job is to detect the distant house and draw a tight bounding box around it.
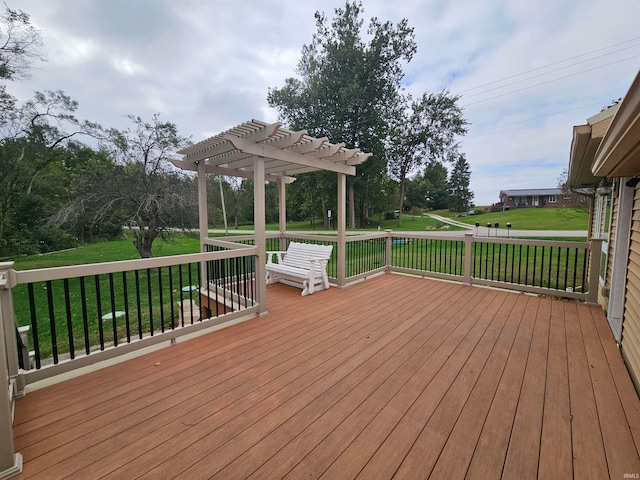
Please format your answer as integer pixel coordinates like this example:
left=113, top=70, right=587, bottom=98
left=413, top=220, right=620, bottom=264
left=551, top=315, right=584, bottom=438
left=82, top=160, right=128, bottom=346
left=498, top=188, right=571, bottom=208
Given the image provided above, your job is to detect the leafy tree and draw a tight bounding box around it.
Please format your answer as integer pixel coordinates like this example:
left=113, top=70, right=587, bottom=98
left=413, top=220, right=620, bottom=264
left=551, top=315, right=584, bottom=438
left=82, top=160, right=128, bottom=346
left=448, top=154, right=474, bottom=213
left=268, top=1, right=416, bottom=228
left=423, top=161, right=450, bottom=210
left=0, top=90, right=99, bottom=256
left=388, top=91, right=468, bottom=226
left=404, top=162, right=450, bottom=211
left=57, top=115, right=197, bottom=258
left=0, top=5, right=45, bottom=80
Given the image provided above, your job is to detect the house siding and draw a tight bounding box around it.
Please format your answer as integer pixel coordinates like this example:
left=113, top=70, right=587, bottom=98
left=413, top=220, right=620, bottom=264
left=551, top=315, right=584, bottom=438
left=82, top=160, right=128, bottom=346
left=621, top=184, right=640, bottom=391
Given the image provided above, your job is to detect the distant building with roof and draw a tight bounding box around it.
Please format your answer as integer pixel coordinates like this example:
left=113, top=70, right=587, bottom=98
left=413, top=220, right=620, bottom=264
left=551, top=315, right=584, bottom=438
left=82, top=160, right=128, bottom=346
left=498, top=188, right=571, bottom=208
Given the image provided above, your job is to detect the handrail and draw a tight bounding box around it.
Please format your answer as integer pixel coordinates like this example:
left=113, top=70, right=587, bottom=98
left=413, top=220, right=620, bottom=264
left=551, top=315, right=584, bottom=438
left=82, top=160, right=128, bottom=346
left=14, top=248, right=257, bottom=284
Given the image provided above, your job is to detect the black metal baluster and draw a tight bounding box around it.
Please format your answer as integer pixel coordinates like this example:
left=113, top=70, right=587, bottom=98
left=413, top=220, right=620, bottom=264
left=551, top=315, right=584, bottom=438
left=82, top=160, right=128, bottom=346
left=168, top=266, right=175, bottom=330
left=556, top=247, right=562, bottom=290
left=178, top=265, right=184, bottom=327
left=108, top=273, right=118, bottom=346
left=564, top=248, right=570, bottom=291
left=27, top=283, right=40, bottom=369
left=135, top=270, right=143, bottom=338
left=95, top=275, right=105, bottom=350
left=63, top=279, right=74, bottom=359
left=572, top=247, right=579, bottom=292
left=581, top=248, right=587, bottom=293
left=146, top=268, right=153, bottom=335
left=546, top=247, right=552, bottom=288
left=158, top=268, right=165, bottom=333
left=532, top=246, right=537, bottom=287
left=122, top=272, right=131, bottom=342
left=79, top=277, right=90, bottom=355
left=197, top=262, right=204, bottom=321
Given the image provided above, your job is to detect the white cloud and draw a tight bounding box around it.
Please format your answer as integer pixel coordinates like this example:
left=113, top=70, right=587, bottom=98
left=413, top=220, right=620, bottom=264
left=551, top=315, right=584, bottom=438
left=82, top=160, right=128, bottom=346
left=9, top=0, right=640, bottom=205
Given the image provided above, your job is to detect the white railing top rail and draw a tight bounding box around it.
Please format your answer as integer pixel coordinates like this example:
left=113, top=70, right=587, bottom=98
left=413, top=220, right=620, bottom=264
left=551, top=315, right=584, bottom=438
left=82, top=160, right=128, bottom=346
left=14, top=247, right=258, bottom=285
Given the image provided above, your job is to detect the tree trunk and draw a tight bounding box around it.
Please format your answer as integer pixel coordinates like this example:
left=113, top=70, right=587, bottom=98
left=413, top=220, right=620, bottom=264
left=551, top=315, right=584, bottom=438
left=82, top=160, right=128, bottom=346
left=397, top=174, right=406, bottom=228
left=348, top=181, right=355, bottom=229
left=132, top=229, right=156, bottom=258
left=321, top=198, right=329, bottom=230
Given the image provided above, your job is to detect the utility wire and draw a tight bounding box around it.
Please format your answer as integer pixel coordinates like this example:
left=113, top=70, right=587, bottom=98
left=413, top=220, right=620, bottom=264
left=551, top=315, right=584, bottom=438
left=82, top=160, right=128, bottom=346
left=462, top=43, right=640, bottom=99
left=472, top=99, right=610, bottom=133
left=461, top=54, right=640, bottom=107
left=458, top=35, right=640, bottom=94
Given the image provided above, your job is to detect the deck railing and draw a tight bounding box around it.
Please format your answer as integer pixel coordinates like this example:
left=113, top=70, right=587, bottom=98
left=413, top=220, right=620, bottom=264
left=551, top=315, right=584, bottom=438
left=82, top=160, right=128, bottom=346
left=2, top=244, right=259, bottom=387
left=214, top=230, right=600, bottom=303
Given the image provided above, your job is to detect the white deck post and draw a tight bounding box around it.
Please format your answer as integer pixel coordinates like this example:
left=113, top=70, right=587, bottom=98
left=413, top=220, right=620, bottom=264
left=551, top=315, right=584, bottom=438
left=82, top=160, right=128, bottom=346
left=464, top=233, right=474, bottom=285
left=0, top=263, right=22, bottom=478
left=279, top=176, right=287, bottom=252
left=197, top=161, right=209, bottom=295
left=587, top=238, right=603, bottom=305
left=255, top=156, right=267, bottom=314
left=197, top=161, right=208, bottom=252
left=337, top=173, right=346, bottom=287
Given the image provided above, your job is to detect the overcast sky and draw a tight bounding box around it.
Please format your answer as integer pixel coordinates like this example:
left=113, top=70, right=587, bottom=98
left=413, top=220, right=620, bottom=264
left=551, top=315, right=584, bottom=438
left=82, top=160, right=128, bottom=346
left=9, top=0, right=640, bottom=205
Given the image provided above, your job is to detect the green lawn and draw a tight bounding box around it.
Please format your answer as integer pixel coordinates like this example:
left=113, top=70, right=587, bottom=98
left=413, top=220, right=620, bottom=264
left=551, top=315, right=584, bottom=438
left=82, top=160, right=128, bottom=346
left=451, top=208, right=588, bottom=231
left=13, top=233, right=202, bottom=271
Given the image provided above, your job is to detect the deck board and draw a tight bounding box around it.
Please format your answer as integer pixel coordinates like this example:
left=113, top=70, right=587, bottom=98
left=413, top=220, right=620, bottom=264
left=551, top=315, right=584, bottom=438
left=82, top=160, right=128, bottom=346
left=12, top=273, right=640, bottom=479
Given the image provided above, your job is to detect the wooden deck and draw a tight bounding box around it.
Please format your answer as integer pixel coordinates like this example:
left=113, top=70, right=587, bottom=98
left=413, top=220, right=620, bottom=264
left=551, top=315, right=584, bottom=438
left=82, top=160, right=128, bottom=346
left=12, top=274, right=640, bottom=479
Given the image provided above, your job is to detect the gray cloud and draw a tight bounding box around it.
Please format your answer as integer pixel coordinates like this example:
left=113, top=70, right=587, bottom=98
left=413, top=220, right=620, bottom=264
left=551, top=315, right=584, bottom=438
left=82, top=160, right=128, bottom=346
left=9, top=0, right=640, bottom=205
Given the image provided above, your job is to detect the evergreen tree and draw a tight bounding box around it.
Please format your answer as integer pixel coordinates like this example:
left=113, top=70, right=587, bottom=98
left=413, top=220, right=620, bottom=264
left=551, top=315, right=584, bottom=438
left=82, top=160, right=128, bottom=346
left=448, top=154, right=474, bottom=213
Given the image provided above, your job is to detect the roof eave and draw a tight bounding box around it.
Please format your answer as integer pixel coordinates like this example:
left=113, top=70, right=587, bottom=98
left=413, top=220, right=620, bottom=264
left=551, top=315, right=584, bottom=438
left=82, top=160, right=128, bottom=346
left=592, top=70, right=640, bottom=178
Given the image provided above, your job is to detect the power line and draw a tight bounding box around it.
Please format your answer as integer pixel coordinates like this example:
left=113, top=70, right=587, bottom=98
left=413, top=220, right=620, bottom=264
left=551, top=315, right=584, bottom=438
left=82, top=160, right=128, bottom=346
left=461, top=54, right=640, bottom=107
left=472, top=99, right=610, bottom=133
left=461, top=43, right=640, bottom=100
left=458, top=35, right=640, bottom=94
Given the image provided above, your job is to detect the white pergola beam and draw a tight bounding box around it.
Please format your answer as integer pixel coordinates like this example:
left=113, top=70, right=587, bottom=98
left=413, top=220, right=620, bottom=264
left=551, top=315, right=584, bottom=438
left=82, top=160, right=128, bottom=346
left=171, top=160, right=296, bottom=183
left=286, top=137, right=328, bottom=154
left=223, top=135, right=355, bottom=175
left=261, top=129, right=307, bottom=149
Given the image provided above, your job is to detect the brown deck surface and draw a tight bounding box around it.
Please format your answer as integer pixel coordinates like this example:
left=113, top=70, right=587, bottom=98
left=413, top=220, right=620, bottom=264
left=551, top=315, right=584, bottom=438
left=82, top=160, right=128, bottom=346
left=12, top=274, right=640, bottom=479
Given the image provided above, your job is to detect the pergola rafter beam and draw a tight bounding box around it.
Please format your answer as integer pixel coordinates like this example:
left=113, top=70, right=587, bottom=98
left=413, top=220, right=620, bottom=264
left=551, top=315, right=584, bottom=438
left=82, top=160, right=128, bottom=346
left=223, top=135, right=355, bottom=175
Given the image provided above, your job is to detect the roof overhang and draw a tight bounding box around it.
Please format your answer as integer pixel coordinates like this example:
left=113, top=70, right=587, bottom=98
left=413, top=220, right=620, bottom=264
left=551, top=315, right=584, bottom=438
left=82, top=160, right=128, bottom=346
left=592, top=70, right=640, bottom=178
left=173, top=119, right=372, bottom=181
left=567, top=104, right=620, bottom=188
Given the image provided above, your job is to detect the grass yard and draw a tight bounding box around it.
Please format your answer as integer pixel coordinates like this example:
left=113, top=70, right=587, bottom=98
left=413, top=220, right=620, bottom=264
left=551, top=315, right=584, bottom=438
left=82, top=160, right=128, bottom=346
left=451, top=207, right=588, bottom=230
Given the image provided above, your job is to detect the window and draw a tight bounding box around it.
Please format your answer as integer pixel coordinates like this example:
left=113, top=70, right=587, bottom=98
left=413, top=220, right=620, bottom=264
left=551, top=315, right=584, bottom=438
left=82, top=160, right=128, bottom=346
left=593, top=191, right=612, bottom=284
left=548, top=195, right=556, bottom=203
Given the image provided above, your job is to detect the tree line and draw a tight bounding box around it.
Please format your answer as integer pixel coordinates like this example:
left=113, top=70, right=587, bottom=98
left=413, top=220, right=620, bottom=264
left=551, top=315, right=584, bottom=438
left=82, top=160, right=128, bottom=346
left=0, top=2, right=474, bottom=259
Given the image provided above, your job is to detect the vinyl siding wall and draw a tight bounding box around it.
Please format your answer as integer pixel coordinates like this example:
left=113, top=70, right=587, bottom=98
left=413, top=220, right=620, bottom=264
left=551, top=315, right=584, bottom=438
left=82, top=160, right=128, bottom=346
left=621, top=184, right=640, bottom=391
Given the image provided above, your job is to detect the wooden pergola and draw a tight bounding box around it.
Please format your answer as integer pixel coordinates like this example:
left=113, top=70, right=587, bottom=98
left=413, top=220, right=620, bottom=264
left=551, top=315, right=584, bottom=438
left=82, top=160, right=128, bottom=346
left=172, top=119, right=372, bottom=312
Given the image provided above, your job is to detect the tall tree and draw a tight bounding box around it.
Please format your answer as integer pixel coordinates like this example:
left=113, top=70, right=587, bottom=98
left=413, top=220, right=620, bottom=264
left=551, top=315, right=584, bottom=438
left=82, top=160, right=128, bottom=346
left=0, top=5, right=45, bottom=80
left=448, top=154, right=474, bottom=213
left=57, top=114, right=197, bottom=258
left=268, top=1, right=416, bottom=228
left=0, top=90, right=99, bottom=256
left=388, top=91, right=468, bottom=226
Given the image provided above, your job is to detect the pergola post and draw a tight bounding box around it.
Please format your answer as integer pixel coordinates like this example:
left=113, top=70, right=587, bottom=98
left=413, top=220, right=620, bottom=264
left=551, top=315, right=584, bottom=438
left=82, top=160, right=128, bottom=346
left=337, top=173, right=347, bottom=287
left=197, top=160, right=208, bottom=251
left=279, top=176, right=287, bottom=252
left=254, top=156, right=267, bottom=314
